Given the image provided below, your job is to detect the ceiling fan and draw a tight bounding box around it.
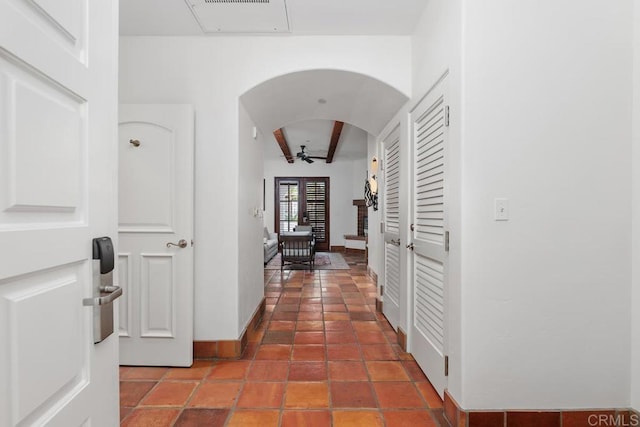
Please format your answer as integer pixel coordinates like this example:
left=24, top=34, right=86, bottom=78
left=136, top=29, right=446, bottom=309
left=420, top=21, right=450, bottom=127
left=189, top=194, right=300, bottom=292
left=296, top=145, right=327, bottom=163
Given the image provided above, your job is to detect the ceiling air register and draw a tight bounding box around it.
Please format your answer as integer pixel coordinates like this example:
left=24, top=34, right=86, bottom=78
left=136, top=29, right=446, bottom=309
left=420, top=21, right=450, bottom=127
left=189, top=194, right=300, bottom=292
left=186, top=0, right=289, bottom=33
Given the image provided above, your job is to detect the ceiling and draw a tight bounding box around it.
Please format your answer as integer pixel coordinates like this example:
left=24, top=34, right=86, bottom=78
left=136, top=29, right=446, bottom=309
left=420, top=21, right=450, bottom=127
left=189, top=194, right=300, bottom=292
left=120, top=0, right=427, bottom=36
left=240, top=70, right=408, bottom=137
left=120, top=0, right=422, bottom=163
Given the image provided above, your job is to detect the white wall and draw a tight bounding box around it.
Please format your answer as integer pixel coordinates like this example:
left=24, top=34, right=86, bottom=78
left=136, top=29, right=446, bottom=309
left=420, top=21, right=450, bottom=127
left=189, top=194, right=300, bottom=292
left=237, top=105, right=265, bottom=332
left=461, top=0, right=632, bottom=409
left=632, top=0, right=640, bottom=412
left=263, top=134, right=368, bottom=249
left=352, top=158, right=368, bottom=203
left=119, top=36, right=411, bottom=339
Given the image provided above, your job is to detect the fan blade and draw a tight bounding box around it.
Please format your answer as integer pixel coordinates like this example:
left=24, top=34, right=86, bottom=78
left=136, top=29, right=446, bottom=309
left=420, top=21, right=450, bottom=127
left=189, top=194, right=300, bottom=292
left=305, top=157, right=314, bottom=163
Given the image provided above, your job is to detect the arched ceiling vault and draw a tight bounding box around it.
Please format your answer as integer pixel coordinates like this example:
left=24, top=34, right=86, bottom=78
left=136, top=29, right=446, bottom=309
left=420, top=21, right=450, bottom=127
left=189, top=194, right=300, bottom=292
left=241, top=69, right=408, bottom=163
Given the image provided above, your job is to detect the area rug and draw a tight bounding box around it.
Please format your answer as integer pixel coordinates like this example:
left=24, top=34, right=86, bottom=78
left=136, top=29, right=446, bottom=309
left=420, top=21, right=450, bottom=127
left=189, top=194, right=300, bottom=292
left=265, top=252, right=350, bottom=270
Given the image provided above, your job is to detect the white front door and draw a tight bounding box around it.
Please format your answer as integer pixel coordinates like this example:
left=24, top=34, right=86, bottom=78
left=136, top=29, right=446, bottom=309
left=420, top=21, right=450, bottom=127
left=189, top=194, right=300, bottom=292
left=118, top=104, right=194, bottom=367
left=409, top=74, right=449, bottom=398
left=382, top=126, right=402, bottom=330
left=0, top=0, right=119, bottom=425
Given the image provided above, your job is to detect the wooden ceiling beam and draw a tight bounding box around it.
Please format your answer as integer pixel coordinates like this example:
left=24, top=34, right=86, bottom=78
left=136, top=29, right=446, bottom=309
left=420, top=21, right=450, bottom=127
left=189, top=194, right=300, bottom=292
left=273, top=128, right=294, bottom=164
left=326, top=121, right=344, bottom=164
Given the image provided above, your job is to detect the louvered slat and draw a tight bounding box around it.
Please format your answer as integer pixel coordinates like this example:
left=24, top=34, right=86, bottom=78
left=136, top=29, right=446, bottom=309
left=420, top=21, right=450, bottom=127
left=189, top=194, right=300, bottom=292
left=385, top=243, right=400, bottom=305
left=385, top=136, right=401, bottom=233
left=414, top=96, right=445, bottom=245
left=413, top=255, right=444, bottom=350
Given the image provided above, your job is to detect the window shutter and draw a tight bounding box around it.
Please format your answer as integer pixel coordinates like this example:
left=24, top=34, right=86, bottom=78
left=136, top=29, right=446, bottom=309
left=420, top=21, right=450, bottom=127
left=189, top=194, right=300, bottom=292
left=305, top=180, right=326, bottom=243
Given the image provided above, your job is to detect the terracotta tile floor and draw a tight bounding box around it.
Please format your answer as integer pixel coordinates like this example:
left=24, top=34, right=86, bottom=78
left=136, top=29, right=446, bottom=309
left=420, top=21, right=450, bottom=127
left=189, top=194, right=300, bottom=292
left=120, top=253, right=447, bottom=427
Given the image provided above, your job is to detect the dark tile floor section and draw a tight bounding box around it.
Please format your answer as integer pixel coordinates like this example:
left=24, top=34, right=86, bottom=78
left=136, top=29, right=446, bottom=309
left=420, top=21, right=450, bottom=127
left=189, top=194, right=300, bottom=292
left=120, top=253, right=446, bottom=426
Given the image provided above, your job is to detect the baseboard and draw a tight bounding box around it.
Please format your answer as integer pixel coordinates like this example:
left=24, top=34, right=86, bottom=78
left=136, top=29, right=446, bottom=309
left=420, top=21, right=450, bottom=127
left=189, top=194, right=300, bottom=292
left=345, top=247, right=365, bottom=254
left=367, top=266, right=378, bottom=284
left=330, top=245, right=345, bottom=252
left=444, top=390, right=640, bottom=427
left=193, top=297, right=265, bottom=359
left=397, top=327, right=407, bottom=352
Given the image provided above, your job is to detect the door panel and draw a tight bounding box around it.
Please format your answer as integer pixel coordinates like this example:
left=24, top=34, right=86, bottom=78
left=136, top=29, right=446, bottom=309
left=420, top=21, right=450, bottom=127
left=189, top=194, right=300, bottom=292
left=118, top=122, right=175, bottom=232
left=3, top=265, right=87, bottom=426
left=0, top=0, right=118, bottom=425
left=118, top=254, right=133, bottom=338
left=382, top=126, right=401, bottom=330
left=118, top=104, right=194, bottom=367
left=140, top=253, right=175, bottom=338
left=409, top=75, right=449, bottom=398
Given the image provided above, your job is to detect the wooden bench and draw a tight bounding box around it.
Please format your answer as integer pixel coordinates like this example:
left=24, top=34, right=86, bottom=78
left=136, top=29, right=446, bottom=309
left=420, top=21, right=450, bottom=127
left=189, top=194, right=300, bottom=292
left=280, top=232, right=315, bottom=272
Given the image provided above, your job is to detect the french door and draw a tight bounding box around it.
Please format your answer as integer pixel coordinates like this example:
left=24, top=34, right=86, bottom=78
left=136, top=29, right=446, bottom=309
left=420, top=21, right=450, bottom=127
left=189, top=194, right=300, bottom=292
left=275, top=177, right=330, bottom=251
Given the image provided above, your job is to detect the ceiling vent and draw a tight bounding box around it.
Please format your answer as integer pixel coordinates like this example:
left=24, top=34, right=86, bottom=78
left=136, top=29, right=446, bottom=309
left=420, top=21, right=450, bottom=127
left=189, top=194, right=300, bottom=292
left=186, top=0, right=289, bottom=33
left=204, top=0, right=270, bottom=3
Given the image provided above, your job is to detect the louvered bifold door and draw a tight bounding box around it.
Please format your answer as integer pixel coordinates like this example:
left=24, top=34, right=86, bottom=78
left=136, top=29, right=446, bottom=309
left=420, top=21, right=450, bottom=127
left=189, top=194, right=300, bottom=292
left=305, top=178, right=329, bottom=251
left=409, top=75, right=449, bottom=398
left=382, top=126, right=402, bottom=330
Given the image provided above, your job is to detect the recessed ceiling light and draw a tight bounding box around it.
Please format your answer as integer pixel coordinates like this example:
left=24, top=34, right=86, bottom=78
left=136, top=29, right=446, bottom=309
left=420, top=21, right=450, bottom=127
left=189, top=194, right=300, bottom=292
left=317, top=98, right=327, bottom=104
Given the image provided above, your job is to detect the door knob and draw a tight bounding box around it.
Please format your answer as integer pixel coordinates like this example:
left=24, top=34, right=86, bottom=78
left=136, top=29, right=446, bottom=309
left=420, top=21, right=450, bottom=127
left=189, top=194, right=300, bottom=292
left=166, top=239, right=188, bottom=248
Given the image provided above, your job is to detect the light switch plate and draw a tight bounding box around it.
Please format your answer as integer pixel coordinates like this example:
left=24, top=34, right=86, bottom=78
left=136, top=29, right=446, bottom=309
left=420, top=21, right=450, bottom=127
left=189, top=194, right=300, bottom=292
left=495, top=198, right=509, bottom=221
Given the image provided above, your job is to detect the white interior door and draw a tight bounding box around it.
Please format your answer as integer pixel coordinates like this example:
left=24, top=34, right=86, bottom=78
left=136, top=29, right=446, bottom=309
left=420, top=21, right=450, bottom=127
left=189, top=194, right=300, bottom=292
left=118, top=104, right=194, bottom=367
left=409, top=75, right=449, bottom=398
left=0, top=1, right=119, bottom=425
left=382, top=126, right=402, bottom=330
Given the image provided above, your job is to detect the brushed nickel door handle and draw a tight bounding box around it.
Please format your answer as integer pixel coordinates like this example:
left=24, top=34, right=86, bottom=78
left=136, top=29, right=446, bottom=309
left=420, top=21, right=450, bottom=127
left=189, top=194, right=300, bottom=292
left=83, top=285, right=123, bottom=306
left=166, top=239, right=188, bottom=248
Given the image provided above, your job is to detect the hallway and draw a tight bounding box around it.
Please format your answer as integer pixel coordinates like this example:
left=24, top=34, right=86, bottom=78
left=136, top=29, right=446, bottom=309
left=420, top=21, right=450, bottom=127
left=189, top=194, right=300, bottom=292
left=119, top=254, right=446, bottom=426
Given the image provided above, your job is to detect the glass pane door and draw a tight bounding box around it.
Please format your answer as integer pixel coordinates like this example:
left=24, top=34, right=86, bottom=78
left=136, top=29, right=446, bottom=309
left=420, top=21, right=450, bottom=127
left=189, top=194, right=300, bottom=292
left=278, top=181, right=299, bottom=233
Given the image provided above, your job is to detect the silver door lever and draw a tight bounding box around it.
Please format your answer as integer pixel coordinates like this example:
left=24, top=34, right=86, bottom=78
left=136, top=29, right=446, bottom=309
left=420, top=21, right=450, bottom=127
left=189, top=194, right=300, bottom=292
left=167, top=239, right=188, bottom=248
left=83, top=285, right=122, bottom=306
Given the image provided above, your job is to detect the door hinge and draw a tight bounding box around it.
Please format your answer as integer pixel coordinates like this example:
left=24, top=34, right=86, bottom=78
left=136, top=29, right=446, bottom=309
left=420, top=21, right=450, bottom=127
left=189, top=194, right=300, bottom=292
left=380, top=222, right=385, bottom=233
left=380, top=285, right=384, bottom=296
left=444, top=231, right=450, bottom=252
left=444, top=105, right=450, bottom=127
left=410, top=223, right=415, bottom=232
left=445, top=355, right=449, bottom=376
